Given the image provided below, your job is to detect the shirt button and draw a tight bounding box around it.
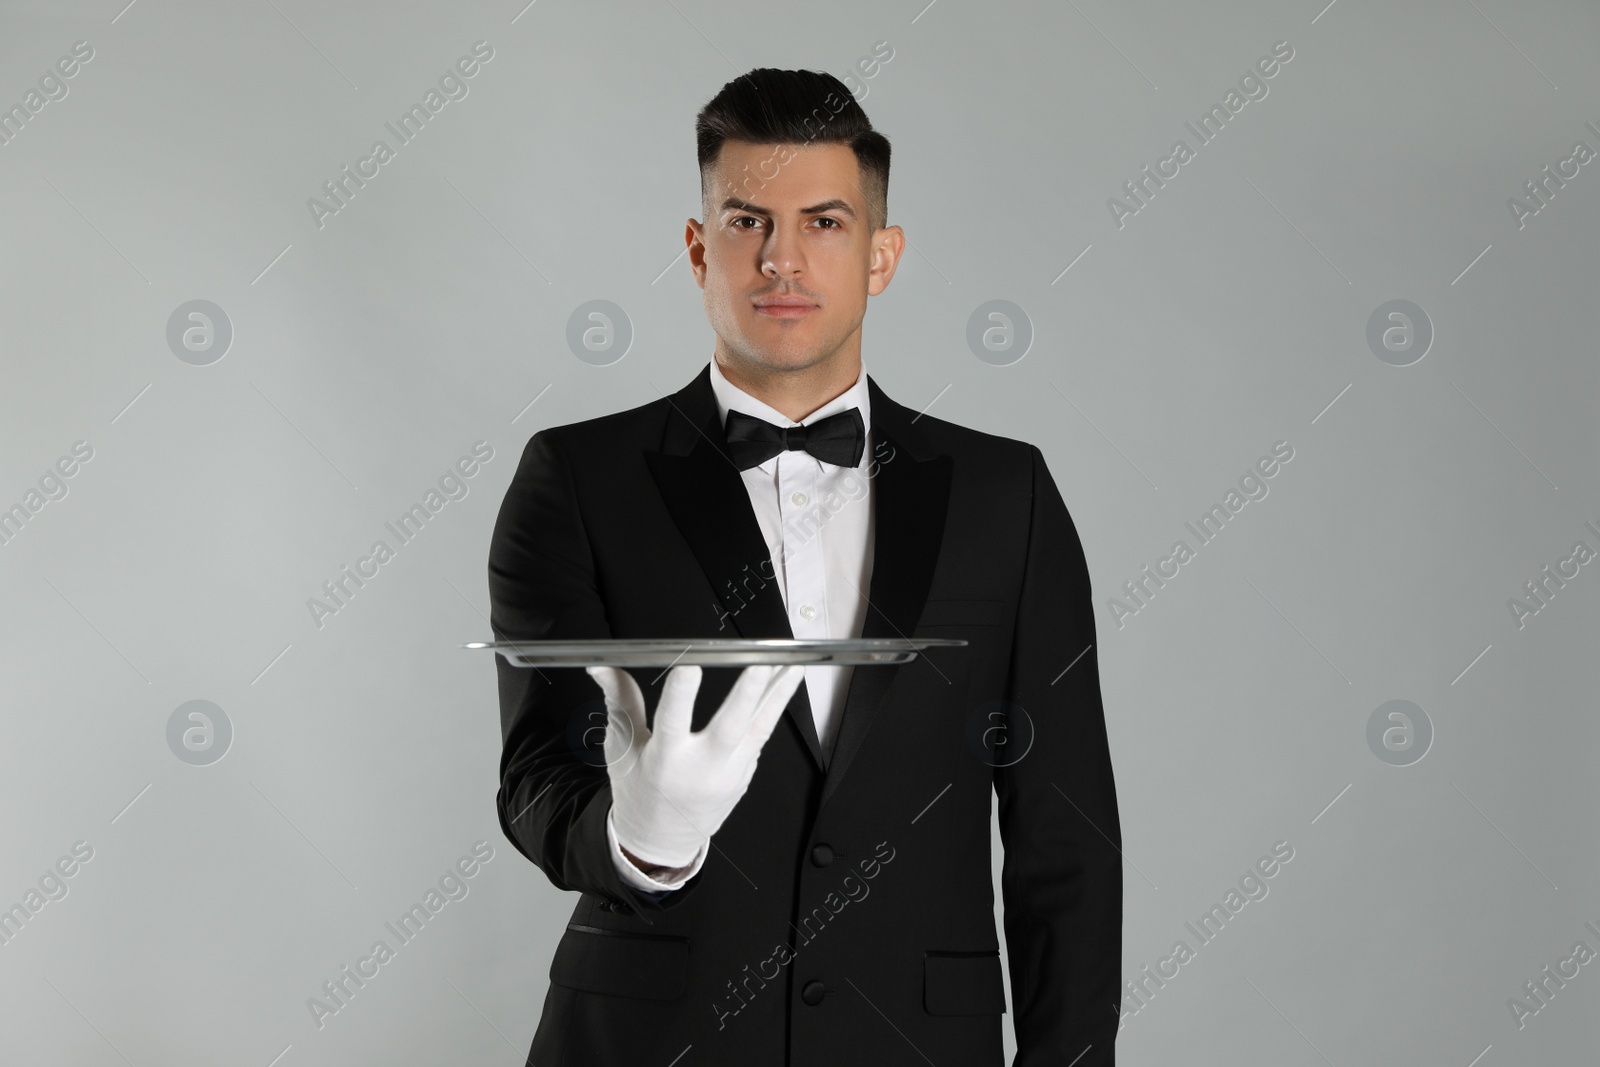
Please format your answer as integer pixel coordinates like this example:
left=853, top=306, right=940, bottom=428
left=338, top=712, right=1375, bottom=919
left=791, top=491, right=808, bottom=507
left=801, top=980, right=828, bottom=1006
left=799, top=604, right=816, bottom=621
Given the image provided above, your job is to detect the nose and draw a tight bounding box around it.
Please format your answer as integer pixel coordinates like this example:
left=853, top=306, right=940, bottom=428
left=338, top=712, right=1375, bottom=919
left=761, top=225, right=805, bottom=280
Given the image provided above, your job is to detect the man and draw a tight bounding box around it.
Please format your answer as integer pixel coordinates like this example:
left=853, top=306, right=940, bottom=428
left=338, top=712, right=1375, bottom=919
left=489, top=67, right=1122, bottom=1066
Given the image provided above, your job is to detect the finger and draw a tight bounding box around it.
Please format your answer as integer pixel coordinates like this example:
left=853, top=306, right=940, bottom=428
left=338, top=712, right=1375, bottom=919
left=719, top=663, right=803, bottom=762
left=588, top=666, right=650, bottom=746
left=762, top=662, right=807, bottom=704
left=724, top=666, right=806, bottom=781
left=650, top=664, right=703, bottom=740
left=738, top=663, right=806, bottom=757
left=703, top=664, right=780, bottom=750
left=602, top=713, right=640, bottom=777
left=586, top=667, right=637, bottom=774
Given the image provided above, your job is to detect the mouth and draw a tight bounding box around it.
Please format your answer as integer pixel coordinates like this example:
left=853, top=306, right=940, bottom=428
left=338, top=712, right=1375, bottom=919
left=753, top=299, right=818, bottom=319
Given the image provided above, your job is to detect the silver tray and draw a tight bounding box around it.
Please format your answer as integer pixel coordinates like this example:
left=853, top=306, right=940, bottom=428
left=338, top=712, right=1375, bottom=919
left=462, top=637, right=967, bottom=668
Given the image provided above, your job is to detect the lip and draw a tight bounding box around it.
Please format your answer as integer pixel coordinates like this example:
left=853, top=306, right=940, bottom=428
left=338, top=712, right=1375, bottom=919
left=753, top=299, right=818, bottom=318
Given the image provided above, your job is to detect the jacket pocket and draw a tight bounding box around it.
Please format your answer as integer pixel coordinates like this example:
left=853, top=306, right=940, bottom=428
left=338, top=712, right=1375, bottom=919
left=923, top=949, right=1006, bottom=1015
left=916, top=598, right=1008, bottom=628
left=549, top=923, right=689, bottom=1001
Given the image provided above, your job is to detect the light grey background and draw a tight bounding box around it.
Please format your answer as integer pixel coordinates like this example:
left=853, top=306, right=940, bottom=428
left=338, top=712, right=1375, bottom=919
left=2, top=0, right=1596, bottom=1063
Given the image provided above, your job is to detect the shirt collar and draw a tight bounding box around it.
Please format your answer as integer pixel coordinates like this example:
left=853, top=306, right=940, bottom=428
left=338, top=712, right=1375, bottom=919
left=708, top=357, right=872, bottom=472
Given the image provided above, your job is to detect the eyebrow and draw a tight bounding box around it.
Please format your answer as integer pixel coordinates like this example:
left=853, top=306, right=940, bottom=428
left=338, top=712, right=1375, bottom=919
left=719, top=196, right=857, bottom=221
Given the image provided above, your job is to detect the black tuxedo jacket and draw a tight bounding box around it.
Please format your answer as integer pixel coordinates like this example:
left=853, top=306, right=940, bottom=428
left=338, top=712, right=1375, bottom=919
left=488, top=363, right=1122, bottom=1066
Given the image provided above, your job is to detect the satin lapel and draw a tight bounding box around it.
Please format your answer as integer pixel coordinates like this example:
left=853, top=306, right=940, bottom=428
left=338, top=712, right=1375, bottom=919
left=818, top=377, right=951, bottom=810
left=643, top=365, right=827, bottom=771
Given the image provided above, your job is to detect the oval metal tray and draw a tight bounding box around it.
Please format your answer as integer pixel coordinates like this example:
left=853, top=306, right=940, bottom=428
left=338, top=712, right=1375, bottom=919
left=462, top=636, right=967, bottom=668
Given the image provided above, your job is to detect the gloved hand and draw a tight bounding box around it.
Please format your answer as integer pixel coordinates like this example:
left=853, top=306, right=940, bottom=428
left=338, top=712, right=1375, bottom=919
left=587, top=662, right=805, bottom=869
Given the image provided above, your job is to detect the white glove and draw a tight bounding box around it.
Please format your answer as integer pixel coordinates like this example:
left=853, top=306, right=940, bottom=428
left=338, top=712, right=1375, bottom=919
left=587, top=662, right=805, bottom=870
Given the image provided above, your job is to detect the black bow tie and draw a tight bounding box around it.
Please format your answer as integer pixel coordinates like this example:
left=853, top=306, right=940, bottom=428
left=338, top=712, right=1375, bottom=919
left=724, top=407, right=866, bottom=471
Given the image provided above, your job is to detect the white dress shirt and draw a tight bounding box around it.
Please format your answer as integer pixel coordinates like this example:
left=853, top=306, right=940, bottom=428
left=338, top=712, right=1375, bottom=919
left=607, top=358, right=876, bottom=892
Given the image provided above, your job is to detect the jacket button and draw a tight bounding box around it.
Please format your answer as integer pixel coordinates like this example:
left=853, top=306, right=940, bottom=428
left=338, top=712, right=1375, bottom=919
left=801, top=980, right=828, bottom=1006
left=809, top=843, right=835, bottom=868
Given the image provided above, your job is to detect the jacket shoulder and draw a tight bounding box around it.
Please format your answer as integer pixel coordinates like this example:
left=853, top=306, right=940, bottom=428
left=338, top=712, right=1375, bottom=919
left=515, top=393, right=672, bottom=460
left=903, top=410, right=1040, bottom=470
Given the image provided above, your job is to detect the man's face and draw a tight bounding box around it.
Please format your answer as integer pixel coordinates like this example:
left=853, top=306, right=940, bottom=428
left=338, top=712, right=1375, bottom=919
left=687, top=141, right=902, bottom=377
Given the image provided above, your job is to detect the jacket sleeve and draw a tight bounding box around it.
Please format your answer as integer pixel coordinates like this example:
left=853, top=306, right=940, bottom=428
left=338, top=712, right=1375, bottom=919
left=996, top=444, right=1123, bottom=1065
left=487, top=429, right=700, bottom=924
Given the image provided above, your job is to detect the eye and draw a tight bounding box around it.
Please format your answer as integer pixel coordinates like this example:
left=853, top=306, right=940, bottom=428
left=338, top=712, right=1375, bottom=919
left=814, top=217, right=841, bottom=229
left=731, top=216, right=763, bottom=230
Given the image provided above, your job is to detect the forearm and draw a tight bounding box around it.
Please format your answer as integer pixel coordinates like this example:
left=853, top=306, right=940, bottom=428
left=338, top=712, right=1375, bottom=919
left=490, top=430, right=667, bottom=915
left=495, top=706, right=612, bottom=893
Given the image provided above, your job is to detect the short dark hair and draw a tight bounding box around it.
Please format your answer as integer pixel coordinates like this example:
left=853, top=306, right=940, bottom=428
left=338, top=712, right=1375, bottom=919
left=696, top=68, right=891, bottom=231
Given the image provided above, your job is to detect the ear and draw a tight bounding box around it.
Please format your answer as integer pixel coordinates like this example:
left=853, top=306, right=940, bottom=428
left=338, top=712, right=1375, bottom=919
left=686, top=218, right=710, bottom=289
left=867, top=224, right=905, bottom=297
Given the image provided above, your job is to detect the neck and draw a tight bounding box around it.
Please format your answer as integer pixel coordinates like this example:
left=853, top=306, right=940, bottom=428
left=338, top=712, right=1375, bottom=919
left=714, top=344, right=861, bottom=423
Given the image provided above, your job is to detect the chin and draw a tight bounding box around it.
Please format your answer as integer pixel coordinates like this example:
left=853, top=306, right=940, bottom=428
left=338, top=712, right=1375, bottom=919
left=735, top=344, right=826, bottom=373
left=750, top=321, right=827, bottom=350
left=764, top=347, right=832, bottom=371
